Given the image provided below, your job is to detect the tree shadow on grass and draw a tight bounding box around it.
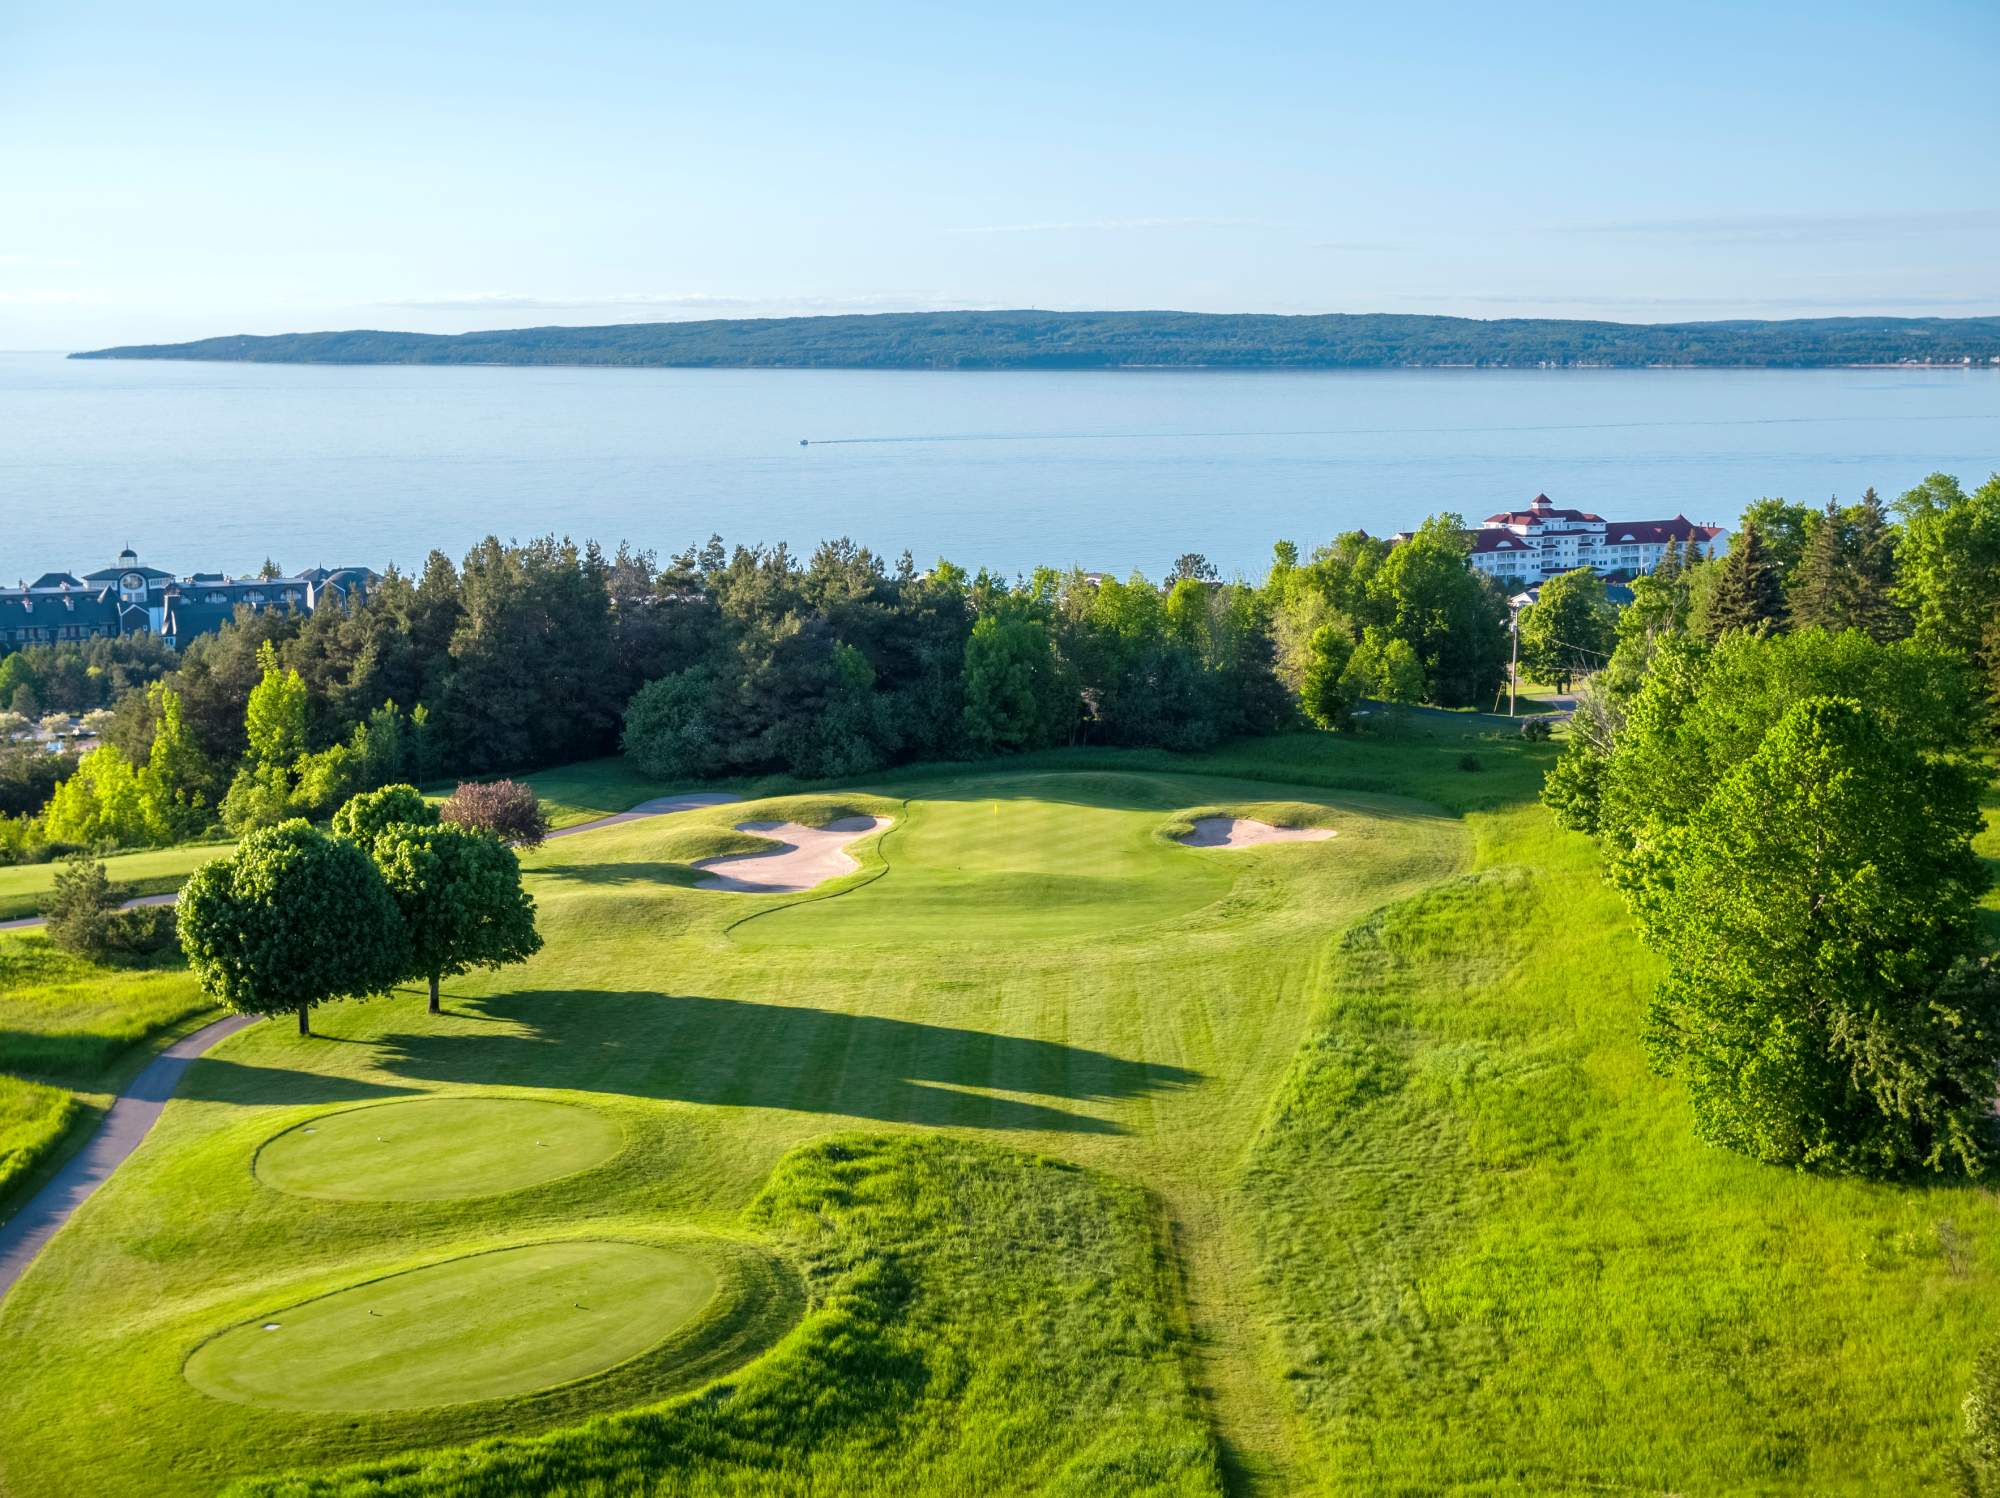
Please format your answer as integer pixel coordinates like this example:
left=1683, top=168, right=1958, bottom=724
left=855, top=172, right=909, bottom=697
left=531, top=861, right=702, bottom=888
left=173, top=1058, right=419, bottom=1107
left=360, top=989, right=1201, bottom=1136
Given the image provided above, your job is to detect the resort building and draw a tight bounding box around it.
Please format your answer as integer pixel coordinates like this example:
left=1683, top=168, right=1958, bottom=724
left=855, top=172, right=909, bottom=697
left=1454, top=495, right=1730, bottom=584
left=0, top=549, right=377, bottom=652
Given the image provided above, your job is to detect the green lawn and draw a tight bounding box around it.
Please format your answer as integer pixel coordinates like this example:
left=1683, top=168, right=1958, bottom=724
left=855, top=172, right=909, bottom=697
left=0, top=841, right=231, bottom=922
left=0, top=727, right=1995, bottom=1496
left=0, top=757, right=667, bottom=925
left=255, top=1097, right=626, bottom=1202
left=0, top=933, right=217, bottom=1209
left=186, top=1238, right=727, bottom=1411
left=512, top=756, right=695, bottom=828
left=0, top=1073, right=74, bottom=1203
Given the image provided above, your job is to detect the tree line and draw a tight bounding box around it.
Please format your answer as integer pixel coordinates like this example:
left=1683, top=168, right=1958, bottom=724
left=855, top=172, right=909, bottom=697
left=77, top=309, right=2000, bottom=371
left=1, top=519, right=1520, bottom=859
left=1540, top=470, right=2000, bottom=1179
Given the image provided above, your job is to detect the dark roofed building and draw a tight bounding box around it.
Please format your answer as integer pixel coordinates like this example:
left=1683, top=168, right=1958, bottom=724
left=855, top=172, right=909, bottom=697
left=1, top=548, right=380, bottom=654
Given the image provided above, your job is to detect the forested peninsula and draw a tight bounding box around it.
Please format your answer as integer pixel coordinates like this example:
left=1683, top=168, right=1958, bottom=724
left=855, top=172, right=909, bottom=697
left=71, top=310, right=2000, bottom=370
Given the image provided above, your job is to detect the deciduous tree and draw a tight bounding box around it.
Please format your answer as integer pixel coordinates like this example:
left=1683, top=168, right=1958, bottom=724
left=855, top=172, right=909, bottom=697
left=1895, top=472, right=2000, bottom=659
left=1639, top=697, right=1997, bottom=1176
left=243, top=641, right=307, bottom=769
left=1517, top=568, right=1615, bottom=692
left=178, top=820, right=405, bottom=1036
left=371, top=821, right=541, bottom=1013
left=330, top=783, right=438, bottom=849
left=1298, top=624, right=1355, bottom=729
left=439, top=779, right=551, bottom=847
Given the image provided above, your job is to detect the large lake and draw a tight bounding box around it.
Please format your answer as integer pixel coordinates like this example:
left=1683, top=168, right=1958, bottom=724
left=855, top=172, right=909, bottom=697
left=2, top=352, right=1994, bottom=580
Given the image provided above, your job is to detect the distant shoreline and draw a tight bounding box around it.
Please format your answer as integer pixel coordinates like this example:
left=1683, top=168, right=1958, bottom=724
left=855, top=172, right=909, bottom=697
left=68, top=309, right=2000, bottom=373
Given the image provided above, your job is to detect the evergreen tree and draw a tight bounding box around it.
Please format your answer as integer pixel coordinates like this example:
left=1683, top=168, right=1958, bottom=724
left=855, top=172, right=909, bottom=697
left=1847, top=487, right=1908, bottom=643
left=1703, top=521, right=1784, bottom=639
left=1786, top=499, right=1852, bottom=633
left=1654, top=536, right=1681, bottom=582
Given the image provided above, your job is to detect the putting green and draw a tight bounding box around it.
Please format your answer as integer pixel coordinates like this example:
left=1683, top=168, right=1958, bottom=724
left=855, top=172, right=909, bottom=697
left=184, top=1240, right=718, bottom=1410
left=255, top=1097, right=623, bottom=1201
left=734, top=773, right=1236, bottom=947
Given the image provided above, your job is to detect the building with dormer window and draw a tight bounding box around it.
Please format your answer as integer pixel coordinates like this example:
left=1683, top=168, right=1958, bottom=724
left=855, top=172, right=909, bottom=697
left=1398, top=495, right=1731, bottom=585
left=0, top=548, right=379, bottom=653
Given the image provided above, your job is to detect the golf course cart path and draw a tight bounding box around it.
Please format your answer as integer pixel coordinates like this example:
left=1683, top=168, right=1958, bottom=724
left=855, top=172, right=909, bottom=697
left=1177, top=817, right=1337, bottom=849
left=0, top=891, right=178, bottom=933
left=0, top=1012, right=257, bottom=1299
left=546, top=791, right=741, bottom=840
left=695, top=816, right=892, bottom=893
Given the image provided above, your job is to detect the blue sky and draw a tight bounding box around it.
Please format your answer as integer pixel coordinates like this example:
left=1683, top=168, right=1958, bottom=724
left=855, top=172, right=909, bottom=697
left=3, top=0, right=1996, bottom=346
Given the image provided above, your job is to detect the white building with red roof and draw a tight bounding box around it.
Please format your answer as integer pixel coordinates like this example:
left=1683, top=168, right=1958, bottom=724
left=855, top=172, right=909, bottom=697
left=1455, top=494, right=1729, bottom=583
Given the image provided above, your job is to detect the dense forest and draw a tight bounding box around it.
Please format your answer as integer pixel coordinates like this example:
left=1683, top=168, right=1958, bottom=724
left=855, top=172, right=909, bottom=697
left=72, top=311, right=2000, bottom=370
left=3, top=470, right=1996, bottom=866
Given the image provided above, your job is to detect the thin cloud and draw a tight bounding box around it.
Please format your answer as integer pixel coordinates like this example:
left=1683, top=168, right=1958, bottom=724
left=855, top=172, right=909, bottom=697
left=1561, top=210, right=2000, bottom=244
left=950, top=216, right=1283, bottom=235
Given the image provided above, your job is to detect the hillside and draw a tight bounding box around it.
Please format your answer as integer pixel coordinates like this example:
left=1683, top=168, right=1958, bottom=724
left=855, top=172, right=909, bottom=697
left=71, top=310, right=2000, bottom=370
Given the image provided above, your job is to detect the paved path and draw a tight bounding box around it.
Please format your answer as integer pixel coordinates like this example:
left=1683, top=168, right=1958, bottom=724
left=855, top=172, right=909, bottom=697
left=543, top=791, right=740, bottom=840
left=0, top=1013, right=258, bottom=1300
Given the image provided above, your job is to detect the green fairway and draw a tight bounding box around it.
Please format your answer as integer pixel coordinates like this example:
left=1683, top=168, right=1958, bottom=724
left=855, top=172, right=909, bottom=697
left=185, top=1239, right=720, bottom=1410
left=1, top=732, right=1996, bottom=1497
left=735, top=773, right=1247, bottom=946
left=0, top=841, right=231, bottom=922
left=255, top=1098, right=626, bottom=1201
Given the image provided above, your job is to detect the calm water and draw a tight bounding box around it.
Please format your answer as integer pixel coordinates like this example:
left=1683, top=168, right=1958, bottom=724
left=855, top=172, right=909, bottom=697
left=1, top=352, right=1995, bottom=580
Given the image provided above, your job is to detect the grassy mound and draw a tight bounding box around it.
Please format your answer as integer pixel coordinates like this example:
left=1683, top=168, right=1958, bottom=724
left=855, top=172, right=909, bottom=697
left=186, top=1239, right=720, bottom=1411
left=255, top=1098, right=624, bottom=1202
left=221, top=1134, right=1220, bottom=1497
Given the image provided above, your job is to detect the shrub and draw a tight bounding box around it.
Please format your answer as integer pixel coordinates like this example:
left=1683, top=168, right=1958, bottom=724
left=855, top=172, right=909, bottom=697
left=1519, top=717, right=1553, bottom=741
left=439, top=779, right=550, bottom=848
left=1457, top=753, right=1482, bottom=772
left=43, top=857, right=116, bottom=959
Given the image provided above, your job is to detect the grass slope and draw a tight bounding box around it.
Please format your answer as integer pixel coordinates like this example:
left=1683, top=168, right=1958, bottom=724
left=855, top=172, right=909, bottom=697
left=0, top=760, right=1457, bottom=1495
left=0, top=934, right=215, bottom=1210
left=225, top=1135, right=1220, bottom=1497
left=0, top=1074, right=73, bottom=1202
left=0, top=726, right=1994, bottom=1496
left=0, top=842, right=229, bottom=922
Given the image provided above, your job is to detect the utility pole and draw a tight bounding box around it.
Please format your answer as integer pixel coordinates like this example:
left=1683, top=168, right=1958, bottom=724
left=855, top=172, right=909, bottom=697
left=1508, top=608, right=1519, bottom=718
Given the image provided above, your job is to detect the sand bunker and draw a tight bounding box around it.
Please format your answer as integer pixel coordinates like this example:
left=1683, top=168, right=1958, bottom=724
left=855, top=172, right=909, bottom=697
left=694, top=816, right=891, bottom=893
left=1177, top=816, right=1336, bottom=849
